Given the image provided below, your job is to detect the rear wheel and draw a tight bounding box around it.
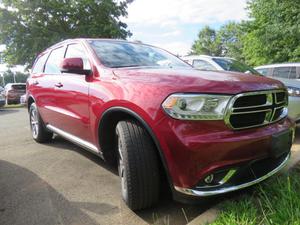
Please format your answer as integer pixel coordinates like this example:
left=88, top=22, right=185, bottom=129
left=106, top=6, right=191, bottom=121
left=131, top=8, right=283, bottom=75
left=116, top=120, right=160, bottom=210
left=29, top=103, right=53, bottom=143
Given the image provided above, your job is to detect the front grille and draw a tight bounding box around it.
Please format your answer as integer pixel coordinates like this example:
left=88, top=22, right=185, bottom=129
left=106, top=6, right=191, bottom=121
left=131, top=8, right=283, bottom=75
left=225, top=90, right=288, bottom=130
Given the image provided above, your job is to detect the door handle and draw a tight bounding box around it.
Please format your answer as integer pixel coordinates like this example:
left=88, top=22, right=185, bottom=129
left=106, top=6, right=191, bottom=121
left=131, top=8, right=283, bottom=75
left=54, top=82, right=63, bottom=88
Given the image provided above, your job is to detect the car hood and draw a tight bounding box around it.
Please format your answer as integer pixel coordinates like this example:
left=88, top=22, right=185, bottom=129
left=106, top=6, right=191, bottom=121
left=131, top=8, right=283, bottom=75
left=112, top=67, right=285, bottom=94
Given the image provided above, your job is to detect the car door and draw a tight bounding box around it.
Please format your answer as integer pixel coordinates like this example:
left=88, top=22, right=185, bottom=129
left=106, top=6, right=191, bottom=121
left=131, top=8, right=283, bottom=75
left=41, top=46, right=67, bottom=127
left=28, top=51, right=55, bottom=123
left=53, top=43, right=92, bottom=142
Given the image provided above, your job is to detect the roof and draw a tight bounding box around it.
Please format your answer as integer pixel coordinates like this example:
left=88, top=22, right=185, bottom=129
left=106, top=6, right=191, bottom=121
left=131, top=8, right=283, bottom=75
left=255, top=63, right=300, bottom=69
left=38, top=38, right=158, bottom=58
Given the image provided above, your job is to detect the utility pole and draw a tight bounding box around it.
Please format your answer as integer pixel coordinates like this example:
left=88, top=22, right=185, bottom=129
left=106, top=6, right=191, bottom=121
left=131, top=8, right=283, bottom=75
left=0, top=73, right=4, bottom=87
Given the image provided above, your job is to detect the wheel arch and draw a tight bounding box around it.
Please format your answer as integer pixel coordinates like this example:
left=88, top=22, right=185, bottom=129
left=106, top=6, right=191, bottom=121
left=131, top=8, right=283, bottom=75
left=98, top=107, right=173, bottom=191
left=27, top=95, right=36, bottom=111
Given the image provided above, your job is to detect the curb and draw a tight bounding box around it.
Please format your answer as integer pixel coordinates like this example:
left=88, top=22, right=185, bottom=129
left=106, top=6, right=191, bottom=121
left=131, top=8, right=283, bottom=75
left=186, top=208, right=219, bottom=225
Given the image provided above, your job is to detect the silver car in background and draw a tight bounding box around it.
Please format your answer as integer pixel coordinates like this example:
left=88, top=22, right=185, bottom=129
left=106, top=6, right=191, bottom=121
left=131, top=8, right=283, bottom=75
left=255, top=63, right=300, bottom=123
left=181, top=55, right=261, bottom=75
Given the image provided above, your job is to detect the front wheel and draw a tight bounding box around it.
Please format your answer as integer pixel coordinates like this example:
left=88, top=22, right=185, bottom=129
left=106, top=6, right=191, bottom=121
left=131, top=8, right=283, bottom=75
left=29, top=103, right=53, bottom=143
left=116, top=120, right=160, bottom=210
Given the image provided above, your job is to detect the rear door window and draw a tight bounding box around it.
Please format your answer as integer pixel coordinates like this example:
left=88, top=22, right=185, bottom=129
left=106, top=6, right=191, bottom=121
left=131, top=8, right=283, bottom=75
left=273, top=67, right=291, bottom=79
left=44, top=47, right=66, bottom=74
left=32, top=53, right=49, bottom=74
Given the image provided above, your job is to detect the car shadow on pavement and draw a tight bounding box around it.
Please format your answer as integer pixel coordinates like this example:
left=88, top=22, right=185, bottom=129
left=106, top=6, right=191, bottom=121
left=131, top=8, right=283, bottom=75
left=45, top=135, right=219, bottom=225
left=48, top=135, right=119, bottom=176
left=0, top=160, right=116, bottom=225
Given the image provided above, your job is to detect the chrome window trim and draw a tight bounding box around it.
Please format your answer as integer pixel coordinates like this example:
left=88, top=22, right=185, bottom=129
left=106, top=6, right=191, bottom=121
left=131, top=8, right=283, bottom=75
left=46, top=124, right=101, bottom=156
left=224, top=89, right=288, bottom=130
left=174, top=152, right=290, bottom=197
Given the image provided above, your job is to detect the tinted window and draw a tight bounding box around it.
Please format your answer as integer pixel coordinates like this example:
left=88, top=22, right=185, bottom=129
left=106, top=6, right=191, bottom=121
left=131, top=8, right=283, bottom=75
left=88, top=40, right=190, bottom=69
left=32, top=53, right=48, bottom=74
left=289, top=67, right=297, bottom=79
left=212, top=58, right=260, bottom=75
left=192, top=60, right=216, bottom=70
left=12, top=84, right=26, bottom=90
left=44, top=47, right=65, bottom=74
left=65, top=44, right=91, bottom=70
left=273, top=67, right=290, bottom=79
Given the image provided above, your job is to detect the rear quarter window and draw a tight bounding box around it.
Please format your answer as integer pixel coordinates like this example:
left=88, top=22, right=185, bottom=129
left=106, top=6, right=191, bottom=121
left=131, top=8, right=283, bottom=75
left=289, top=67, right=297, bottom=79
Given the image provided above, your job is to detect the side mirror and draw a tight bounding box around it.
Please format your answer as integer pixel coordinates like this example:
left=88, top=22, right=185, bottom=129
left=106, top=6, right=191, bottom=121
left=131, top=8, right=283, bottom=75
left=60, top=58, right=91, bottom=75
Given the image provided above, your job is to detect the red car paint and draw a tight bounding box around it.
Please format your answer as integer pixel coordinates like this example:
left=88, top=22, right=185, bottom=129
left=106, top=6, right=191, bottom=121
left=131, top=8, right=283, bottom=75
left=27, top=39, right=293, bottom=200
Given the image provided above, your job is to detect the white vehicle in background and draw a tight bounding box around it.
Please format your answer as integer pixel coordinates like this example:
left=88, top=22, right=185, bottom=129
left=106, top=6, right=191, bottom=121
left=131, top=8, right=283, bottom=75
left=20, top=94, right=26, bottom=106
left=255, top=63, right=300, bottom=123
left=182, top=56, right=299, bottom=123
left=181, top=55, right=261, bottom=75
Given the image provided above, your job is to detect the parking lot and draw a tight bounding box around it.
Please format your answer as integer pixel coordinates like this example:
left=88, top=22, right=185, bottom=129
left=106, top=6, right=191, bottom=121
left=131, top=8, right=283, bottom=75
left=0, top=108, right=216, bottom=225
left=1, top=108, right=299, bottom=225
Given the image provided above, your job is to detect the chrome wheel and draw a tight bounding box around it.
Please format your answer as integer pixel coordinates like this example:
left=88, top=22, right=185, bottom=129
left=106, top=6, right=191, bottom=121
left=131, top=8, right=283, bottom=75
left=117, top=133, right=127, bottom=200
left=30, top=107, right=39, bottom=139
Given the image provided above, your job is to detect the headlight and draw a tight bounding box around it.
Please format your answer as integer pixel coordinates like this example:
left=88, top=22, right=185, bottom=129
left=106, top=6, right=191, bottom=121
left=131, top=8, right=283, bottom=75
left=162, top=94, right=232, bottom=120
left=287, top=86, right=300, bottom=97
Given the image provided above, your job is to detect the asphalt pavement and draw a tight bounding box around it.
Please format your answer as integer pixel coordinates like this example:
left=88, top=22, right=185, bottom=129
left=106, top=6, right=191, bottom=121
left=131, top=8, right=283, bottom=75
left=0, top=108, right=211, bottom=225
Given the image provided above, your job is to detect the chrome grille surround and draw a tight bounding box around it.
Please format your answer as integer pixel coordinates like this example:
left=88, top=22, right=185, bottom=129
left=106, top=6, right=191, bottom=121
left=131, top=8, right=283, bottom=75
left=224, top=89, right=288, bottom=130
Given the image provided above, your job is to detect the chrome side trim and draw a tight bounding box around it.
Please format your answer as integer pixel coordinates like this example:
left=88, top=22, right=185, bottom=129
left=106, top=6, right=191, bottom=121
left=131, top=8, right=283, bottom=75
left=174, top=153, right=290, bottom=197
left=46, top=124, right=99, bottom=154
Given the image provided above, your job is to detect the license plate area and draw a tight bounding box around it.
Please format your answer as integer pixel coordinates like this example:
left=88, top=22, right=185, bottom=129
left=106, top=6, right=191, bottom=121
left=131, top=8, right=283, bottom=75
left=271, top=129, right=293, bottom=158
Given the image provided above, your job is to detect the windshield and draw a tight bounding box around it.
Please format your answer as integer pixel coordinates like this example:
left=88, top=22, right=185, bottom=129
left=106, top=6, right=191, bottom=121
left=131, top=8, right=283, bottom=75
left=88, top=40, right=190, bottom=69
left=212, top=58, right=260, bottom=75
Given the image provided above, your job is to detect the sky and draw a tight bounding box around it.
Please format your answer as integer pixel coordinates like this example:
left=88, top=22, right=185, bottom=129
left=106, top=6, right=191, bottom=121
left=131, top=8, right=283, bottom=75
left=124, top=0, right=248, bottom=56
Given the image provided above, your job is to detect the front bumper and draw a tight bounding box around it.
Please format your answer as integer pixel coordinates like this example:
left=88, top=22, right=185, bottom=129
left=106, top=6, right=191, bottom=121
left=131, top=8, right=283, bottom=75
left=154, top=116, right=294, bottom=197
left=174, top=152, right=290, bottom=197
left=288, top=96, right=300, bottom=123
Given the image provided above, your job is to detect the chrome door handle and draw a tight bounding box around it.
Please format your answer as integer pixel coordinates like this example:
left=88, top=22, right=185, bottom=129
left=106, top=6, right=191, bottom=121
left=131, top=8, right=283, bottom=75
left=33, top=80, right=39, bottom=85
left=54, top=83, right=63, bottom=88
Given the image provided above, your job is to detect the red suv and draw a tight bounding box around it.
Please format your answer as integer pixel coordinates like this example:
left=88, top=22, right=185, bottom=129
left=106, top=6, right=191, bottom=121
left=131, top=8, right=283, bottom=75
left=27, top=39, right=295, bottom=210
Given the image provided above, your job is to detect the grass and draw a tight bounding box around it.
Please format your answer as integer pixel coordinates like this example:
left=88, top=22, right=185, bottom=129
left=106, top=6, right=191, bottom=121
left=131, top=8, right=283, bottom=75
left=3, top=104, right=24, bottom=108
left=211, top=165, right=300, bottom=225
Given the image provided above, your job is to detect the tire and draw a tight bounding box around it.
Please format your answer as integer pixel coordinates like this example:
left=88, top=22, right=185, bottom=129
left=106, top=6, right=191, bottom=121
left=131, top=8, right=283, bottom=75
left=116, top=120, right=160, bottom=210
left=29, top=103, right=53, bottom=143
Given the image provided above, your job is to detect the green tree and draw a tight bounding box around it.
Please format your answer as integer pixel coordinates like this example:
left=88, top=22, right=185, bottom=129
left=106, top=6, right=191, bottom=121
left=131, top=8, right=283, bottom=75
left=2, top=70, right=28, bottom=84
left=0, top=0, right=132, bottom=66
left=243, top=0, right=300, bottom=65
left=191, top=23, right=246, bottom=61
left=191, top=26, right=222, bottom=56
left=218, top=22, right=246, bottom=61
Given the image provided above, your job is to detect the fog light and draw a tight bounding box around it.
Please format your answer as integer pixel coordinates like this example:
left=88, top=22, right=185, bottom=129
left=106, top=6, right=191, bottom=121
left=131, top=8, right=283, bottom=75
left=204, top=174, right=214, bottom=184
